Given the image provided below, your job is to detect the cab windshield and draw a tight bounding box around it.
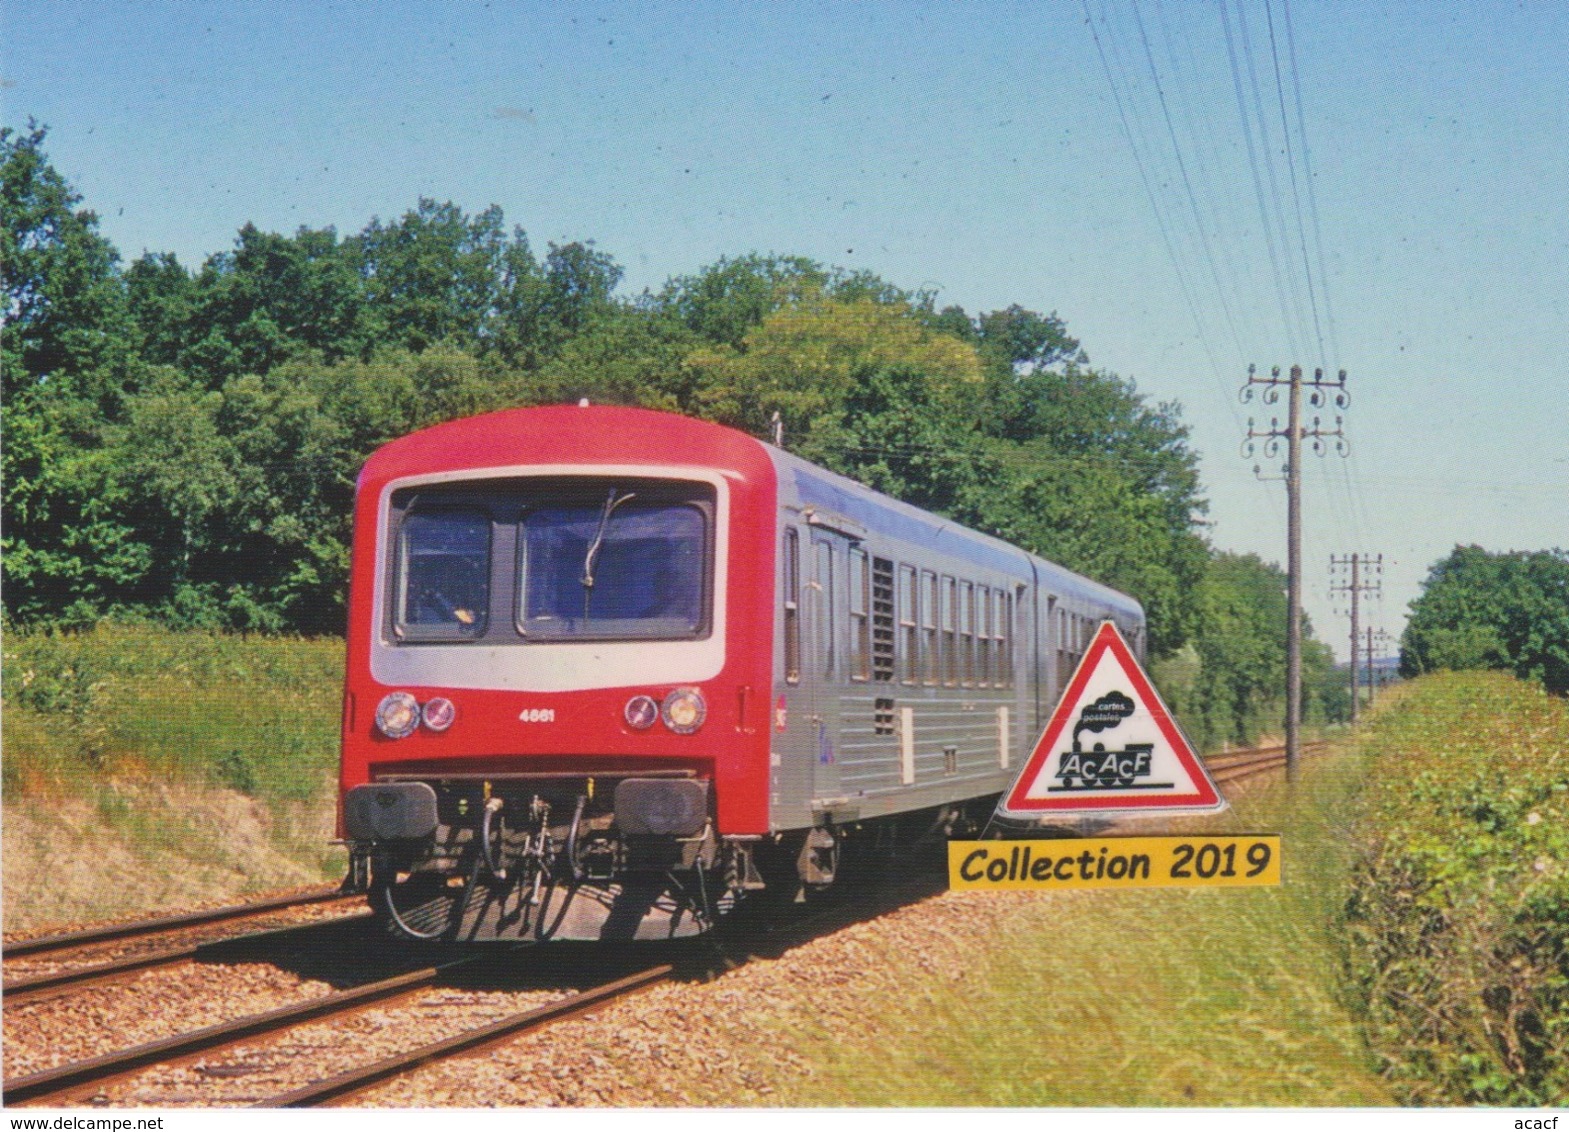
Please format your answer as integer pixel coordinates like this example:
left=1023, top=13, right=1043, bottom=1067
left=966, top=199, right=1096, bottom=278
left=521, top=500, right=706, bottom=639
left=389, top=478, right=712, bottom=643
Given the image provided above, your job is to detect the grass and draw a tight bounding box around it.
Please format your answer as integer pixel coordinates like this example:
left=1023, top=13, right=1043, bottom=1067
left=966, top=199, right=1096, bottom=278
left=733, top=743, right=1391, bottom=1106
left=2, top=621, right=342, bottom=802
left=2, top=622, right=345, bottom=931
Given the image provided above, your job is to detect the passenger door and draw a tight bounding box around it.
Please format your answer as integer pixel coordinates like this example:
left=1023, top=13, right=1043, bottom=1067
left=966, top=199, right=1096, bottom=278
left=804, top=533, right=844, bottom=804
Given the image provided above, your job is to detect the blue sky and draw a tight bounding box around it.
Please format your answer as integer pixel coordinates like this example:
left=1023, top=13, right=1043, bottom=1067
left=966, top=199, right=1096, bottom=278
left=5, top=1, right=1566, bottom=660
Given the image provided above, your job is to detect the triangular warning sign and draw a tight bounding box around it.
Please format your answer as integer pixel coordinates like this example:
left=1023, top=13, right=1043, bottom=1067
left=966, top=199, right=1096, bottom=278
left=999, top=621, right=1224, bottom=817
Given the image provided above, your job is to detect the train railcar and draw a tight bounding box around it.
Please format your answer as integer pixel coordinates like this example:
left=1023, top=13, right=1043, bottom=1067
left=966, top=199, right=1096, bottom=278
left=339, top=404, right=1144, bottom=941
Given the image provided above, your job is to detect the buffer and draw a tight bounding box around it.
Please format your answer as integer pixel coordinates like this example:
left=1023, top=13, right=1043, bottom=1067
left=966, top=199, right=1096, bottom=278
left=999, top=621, right=1224, bottom=818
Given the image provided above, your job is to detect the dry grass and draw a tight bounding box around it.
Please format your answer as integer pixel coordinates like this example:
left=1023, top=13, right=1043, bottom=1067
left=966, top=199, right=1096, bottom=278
left=1, top=623, right=345, bottom=935
left=1, top=776, right=342, bottom=935
left=737, top=745, right=1390, bottom=1106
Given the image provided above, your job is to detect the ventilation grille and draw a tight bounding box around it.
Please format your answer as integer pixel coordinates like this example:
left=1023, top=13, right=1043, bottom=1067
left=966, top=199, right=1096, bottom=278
left=871, top=557, right=895, bottom=682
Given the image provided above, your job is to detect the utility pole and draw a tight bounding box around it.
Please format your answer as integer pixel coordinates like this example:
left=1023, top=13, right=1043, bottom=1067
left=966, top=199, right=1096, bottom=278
left=1242, top=365, right=1348, bottom=783
left=1367, top=627, right=1395, bottom=708
left=1366, top=624, right=1375, bottom=708
left=1331, top=553, right=1382, bottom=723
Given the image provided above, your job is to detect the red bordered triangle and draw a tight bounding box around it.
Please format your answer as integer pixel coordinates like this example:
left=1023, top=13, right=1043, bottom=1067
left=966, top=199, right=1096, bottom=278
left=1000, top=621, right=1224, bottom=816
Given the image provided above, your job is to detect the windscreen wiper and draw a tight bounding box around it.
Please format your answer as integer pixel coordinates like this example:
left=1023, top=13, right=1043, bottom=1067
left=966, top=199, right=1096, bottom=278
left=581, top=488, right=637, bottom=618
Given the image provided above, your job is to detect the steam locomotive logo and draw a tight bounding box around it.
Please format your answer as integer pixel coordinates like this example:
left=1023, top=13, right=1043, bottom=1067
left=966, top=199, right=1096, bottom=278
left=1049, top=690, right=1173, bottom=792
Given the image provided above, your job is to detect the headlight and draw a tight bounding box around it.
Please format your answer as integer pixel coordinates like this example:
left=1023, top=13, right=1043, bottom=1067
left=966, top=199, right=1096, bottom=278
left=375, top=692, right=421, bottom=739
left=661, top=687, right=706, bottom=734
left=421, top=696, right=456, bottom=732
left=624, top=694, right=659, bottom=730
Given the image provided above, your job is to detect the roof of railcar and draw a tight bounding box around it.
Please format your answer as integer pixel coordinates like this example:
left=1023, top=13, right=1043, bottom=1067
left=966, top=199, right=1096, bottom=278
left=355, top=403, right=774, bottom=488
left=357, top=404, right=1141, bottom=620
left=767, top=445, right=1143, bottom=620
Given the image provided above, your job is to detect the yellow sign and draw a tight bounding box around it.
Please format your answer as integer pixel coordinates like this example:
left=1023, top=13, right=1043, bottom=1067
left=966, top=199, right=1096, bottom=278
left=948, top=835, right=1281, bottom=891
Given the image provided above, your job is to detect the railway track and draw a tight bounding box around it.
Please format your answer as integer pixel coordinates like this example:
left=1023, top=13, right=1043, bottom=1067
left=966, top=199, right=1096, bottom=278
left=5, top=951, right=488, bottom=1105
left=1203, top=739, right=1330, bottom=784
left=258, top=963, right=675, bottom=1107
left=3, top=865, right=944, bottom=1107
left=4, top=916, right=843, bottom=1107
left=3, top=884, right=353, bottom=960
left=3, top=885, right=368, bottom=1010
left=2, top=912, right=373, bottom=1006
left=3, top=740, right=1327, bottom=1108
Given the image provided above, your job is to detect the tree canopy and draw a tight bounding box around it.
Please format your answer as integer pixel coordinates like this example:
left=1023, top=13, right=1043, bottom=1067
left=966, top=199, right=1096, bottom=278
left=1401, top=545, right=1569, bottom=696
left=0, top=124, right=1341, bottom=738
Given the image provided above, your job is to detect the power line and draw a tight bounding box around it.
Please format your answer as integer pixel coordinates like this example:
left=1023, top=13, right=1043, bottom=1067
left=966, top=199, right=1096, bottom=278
left=1131, top=0, right=1250, bottom=365
left=1264, top=0, right=1328, bottom=364
left=1083, top=0, right=1230, bottom=392
left=1280, top=0, right=1341, bottom=367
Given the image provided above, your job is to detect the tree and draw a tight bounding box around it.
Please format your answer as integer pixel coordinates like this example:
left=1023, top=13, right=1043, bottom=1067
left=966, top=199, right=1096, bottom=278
left=1154, top=552, right=1342, bottom=749
left=975, top=304, right=1084, bottom=374
left=687, top=294, right=984, bottom=442
left=962, top=359, right=1208, bottom=657
left=176, top=223, right=377, bottom=383
left=491, top=240, right=624, bottom=367
left=973, top=437, right=1208, bottom=658
left=1, top=122, right=134, bottom=407
left=1, top=389, right=151, bottom=624
left=2, top=125, right=147, bottom=623
left=656, top=253, right=834, bottom=349
left=799, top=361, right=1001, bottom=522
left=104, top=369, right=238, bottom=614
left=1401, top=546, right=1569, bottom=695
left=124, top=252, right=197, bottom=368
left=349, top=199, right=514, bottom=354
left=526, top=304, right=699, bottom=411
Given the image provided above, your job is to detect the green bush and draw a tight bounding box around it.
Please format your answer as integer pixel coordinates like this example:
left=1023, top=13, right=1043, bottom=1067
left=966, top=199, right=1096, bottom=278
left=1346, top=671, right=1569, bottom=1104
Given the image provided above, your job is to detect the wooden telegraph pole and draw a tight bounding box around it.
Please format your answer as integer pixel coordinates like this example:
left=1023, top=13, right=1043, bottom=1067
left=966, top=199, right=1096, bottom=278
left=1331, top=553, right=1382, bottom=722
left=1242, top=365, right=1349, bottom=783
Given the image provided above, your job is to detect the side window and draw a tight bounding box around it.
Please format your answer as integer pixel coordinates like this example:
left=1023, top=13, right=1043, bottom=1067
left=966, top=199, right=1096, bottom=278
left=899, top=564, right=919, bottom=685
left=921, top=570, right=939, bottom=686
left=394, top=508, right=492, bottom=639
left=815, top=538, right=836, bottom=679
left=1057, top=606, right=1071, bottom=691
left=978, top=586, right=993, bottom=688
left=999, top=590, right=1013, bottom=688
left=783, top=528, right=800, bottom=684
left=960, top=581, right=975, bottom=687
left=849, top=547, right=870, bottom=681
left=942, top=576, right=958, bottom=687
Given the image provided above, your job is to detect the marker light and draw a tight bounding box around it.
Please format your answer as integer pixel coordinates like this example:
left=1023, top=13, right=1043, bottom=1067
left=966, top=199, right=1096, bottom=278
left=421, top=696, right=457, bottom=732
left=661, top=688, right=707, bottom=734
left=375, top=692, right=421, bottom=739
left=624, top=695, right=659, bottom=730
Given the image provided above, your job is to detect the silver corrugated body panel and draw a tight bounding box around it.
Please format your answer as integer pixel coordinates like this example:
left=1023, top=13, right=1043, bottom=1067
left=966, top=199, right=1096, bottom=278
left=764, top=440, right=1144, bottom=832
left=831, top=692, right=1020, bottom=815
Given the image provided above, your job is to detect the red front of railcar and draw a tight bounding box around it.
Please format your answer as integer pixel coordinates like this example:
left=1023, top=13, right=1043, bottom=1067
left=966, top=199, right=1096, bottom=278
left=339, top=406, right=777, bottom=940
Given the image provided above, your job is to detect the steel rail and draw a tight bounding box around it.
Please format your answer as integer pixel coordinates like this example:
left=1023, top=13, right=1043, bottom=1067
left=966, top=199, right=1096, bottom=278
left=6, top=844, right=949, bottom=1107
left=258, top=876, right=932, bottom=1106
left=2, top=885, right=353, bottom=959
left=1205, top=739, right=1329, bottom=783
left=2, top=954, right=483, bottom=1106
left=258, top=963, right=676, bottom=1107
left=2, top=913, right=373, bottom=1006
